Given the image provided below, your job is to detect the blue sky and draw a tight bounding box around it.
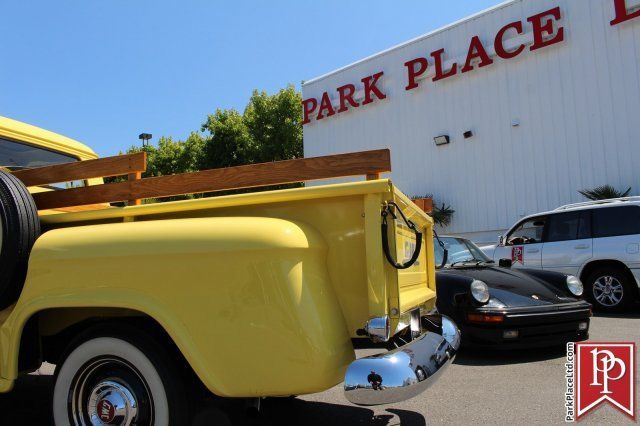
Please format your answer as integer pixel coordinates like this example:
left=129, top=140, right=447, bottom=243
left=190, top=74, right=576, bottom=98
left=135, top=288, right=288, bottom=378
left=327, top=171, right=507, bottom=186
left=2, top=0, right=498, bottom=157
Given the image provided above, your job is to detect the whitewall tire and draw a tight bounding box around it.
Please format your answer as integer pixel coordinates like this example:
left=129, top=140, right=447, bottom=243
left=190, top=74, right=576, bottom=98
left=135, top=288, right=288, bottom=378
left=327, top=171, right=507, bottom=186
left=53, top=333, right=188, bottom=425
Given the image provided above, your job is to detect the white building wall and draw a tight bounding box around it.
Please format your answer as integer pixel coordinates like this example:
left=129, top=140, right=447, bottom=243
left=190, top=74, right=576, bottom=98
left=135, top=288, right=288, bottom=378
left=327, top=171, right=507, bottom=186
left=302, top=0, right=640, bottom=244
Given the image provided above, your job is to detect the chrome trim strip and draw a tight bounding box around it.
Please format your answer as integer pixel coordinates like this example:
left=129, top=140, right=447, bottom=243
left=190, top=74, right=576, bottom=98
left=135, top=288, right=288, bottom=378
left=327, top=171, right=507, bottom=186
left=344, top=315, right=460, bottom=406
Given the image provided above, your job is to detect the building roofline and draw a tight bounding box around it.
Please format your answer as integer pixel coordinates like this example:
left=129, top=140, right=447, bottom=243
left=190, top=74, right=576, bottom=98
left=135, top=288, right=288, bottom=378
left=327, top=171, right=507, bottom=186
left=303, top=0, right=519, bottom=87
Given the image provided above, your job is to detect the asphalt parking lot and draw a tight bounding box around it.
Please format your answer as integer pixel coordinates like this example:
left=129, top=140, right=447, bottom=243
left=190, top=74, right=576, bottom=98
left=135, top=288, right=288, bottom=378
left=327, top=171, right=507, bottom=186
left=2, top=312, right=638, bottom=425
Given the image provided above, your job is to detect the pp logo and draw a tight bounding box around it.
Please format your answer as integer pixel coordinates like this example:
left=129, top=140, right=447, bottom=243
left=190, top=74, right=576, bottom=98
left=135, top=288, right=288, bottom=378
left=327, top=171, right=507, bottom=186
left=511, top=246, right=523, bottom=264
left=566, top=342, right=636, bottom=421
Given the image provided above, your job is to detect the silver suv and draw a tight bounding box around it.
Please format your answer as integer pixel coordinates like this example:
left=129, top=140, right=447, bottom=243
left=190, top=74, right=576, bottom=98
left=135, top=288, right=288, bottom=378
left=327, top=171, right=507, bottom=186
left=481, top=197, right=640, bottom=311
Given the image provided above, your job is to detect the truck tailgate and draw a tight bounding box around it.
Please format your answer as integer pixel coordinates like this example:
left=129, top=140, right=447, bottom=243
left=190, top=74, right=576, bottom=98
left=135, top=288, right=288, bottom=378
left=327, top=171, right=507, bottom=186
left=389, top=190, right=436, bottom=315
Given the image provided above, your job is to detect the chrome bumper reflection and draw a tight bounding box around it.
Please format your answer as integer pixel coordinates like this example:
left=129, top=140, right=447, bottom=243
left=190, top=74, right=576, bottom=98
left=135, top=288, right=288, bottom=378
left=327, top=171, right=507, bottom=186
left=344, top=315, right=460, bottom=406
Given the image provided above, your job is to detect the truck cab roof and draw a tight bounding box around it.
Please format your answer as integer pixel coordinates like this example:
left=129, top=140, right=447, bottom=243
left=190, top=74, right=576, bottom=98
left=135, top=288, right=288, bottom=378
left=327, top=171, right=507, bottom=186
left=0, top=116, right=98, bottom=161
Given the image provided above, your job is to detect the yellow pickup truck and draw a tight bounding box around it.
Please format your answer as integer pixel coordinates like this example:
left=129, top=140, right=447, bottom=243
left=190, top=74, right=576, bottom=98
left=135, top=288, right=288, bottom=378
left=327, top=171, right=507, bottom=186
left=0, top=116, right=459, bottom=425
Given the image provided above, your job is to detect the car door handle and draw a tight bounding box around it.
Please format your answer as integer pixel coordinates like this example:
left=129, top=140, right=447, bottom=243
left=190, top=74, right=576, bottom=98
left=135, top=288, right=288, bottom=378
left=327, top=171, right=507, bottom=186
left=574, top=244, right=590, bottom=249
left=526, top=248, right=539, bottom=253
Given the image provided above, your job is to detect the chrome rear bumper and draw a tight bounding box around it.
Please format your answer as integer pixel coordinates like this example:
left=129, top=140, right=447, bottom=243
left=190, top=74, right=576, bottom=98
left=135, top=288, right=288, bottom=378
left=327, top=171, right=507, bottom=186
left=344, top=315, right=460, bottom=406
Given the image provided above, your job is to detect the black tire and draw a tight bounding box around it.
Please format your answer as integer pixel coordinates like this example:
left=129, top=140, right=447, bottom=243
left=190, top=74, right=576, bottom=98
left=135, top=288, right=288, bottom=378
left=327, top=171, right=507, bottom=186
left=585, top=267, right=635, bottom=312
left=52, top=325, right=190, bottom=426
left=0, top=170, right=40, bottom=309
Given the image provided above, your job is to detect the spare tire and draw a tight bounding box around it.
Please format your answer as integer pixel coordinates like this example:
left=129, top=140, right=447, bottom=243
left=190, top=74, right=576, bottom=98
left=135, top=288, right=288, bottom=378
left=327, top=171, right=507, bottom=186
left=0, top=170, right=40, bottom=309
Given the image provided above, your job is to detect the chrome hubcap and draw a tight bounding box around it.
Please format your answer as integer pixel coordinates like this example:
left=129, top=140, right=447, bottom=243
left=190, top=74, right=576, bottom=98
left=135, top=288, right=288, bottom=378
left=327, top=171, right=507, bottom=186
left=69, top=357, right=153, bottom=426
left=593, top=276, right=623, bottom=307
left=88, top=380, right=138, bottom=425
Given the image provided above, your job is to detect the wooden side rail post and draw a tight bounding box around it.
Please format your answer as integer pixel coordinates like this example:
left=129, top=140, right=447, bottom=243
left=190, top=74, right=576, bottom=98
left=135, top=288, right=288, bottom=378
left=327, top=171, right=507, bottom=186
left=27, top=149, right=391, bottom=210
left=127, top=172, right=142, bottom=206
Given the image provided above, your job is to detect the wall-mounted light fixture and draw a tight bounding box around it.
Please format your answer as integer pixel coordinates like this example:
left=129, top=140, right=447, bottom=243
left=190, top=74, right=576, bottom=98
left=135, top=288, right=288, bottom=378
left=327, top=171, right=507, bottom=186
left=434, top=135, right=450, bottom=146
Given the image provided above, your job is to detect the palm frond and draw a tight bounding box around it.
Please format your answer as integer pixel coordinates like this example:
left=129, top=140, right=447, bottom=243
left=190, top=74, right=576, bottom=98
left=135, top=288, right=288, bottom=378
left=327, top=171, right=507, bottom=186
left=578, top=185, right=632, bottom=201
left=431, top=203, right=455, bottom=227
left=411, top=194, right=455, bottom=226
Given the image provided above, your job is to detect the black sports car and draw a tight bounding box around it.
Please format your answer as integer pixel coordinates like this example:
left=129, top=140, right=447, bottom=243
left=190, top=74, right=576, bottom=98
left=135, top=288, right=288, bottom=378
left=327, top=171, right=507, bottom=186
left=434, top=236, right=591, bottom=348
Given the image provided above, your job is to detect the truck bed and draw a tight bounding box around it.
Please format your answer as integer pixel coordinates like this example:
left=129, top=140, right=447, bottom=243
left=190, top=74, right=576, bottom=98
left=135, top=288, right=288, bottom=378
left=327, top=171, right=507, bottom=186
left=38, top=179, right=436, bottom=338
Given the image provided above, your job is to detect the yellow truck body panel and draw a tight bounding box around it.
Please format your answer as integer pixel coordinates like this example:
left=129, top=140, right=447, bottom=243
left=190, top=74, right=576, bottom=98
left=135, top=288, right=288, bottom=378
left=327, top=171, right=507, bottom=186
left=0, top=116, right=98, bottom=161
left=0, top=116, right=437, bottom=398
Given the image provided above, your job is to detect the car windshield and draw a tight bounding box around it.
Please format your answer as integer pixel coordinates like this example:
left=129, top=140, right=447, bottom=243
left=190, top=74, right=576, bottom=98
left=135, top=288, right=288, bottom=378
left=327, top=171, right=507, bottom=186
left=434, top=237, right=492, bottom=267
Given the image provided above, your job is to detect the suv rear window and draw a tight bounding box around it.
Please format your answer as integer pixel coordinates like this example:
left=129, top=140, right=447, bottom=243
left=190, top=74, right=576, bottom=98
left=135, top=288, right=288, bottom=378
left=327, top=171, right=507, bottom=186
left=592, top=206, right=640, bottom=238
left=545, top=211, right=591, bottom=242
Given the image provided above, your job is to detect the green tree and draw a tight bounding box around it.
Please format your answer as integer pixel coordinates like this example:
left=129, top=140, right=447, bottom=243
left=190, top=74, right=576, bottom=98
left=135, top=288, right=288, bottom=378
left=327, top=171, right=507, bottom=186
left=243, top=85, right=303, bottom=163
left=123, top=133, right=204, bottom=178
left=200, top=109, right=253, bottom=169
left=578, top=185, right=631, bottom=200
left=110, top=84, right=303, bottom=201
left=148, top=133, right=204, bottom=176
left=200, top=85, right=303, bottom=169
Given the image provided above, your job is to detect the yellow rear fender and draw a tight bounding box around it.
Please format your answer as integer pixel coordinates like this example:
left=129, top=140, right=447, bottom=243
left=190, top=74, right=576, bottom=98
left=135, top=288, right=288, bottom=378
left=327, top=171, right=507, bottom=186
left=1, top=217, right=354, bottom=397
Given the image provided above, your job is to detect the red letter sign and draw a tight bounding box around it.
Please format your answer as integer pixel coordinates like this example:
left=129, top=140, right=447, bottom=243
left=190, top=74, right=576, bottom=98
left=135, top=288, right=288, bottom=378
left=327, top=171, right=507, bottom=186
left=461, top=36, right=494, bottom=73
left=302, top=98, right=317, bottom=125
left=316, top=92, right=336, bottom=120
left=528, top=7, right=564, bottom=51
left=404, top=57, right=429, bottom=90
left=611, top=0, right=640, bottom=25
left=361, top=72, right=387, bottom=105
left=495, top=21, right=525, bottom=59
left=337, top=84, right=359, bottom=113
left=431, top=48, right=458, bottom=81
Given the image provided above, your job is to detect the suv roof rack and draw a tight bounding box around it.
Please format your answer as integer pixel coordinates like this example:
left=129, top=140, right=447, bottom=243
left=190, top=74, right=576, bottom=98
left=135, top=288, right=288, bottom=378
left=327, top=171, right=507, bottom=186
left=554, top=196, right=640, bottom=211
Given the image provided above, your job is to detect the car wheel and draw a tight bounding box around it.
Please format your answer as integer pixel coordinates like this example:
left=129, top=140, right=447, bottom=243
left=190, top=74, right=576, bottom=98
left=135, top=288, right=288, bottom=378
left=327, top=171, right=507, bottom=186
left=53, top=329, right=189, bottom=425
left=585, top=267, right=635, bottom=312
left=0, top=170, right=40, bottom=309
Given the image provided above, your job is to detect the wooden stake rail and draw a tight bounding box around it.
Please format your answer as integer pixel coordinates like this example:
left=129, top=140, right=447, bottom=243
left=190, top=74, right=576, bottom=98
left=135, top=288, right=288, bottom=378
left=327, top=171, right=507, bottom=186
left=12, top=152, right=147, bottom=187
left=13, top=149, right=391, bottom=211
